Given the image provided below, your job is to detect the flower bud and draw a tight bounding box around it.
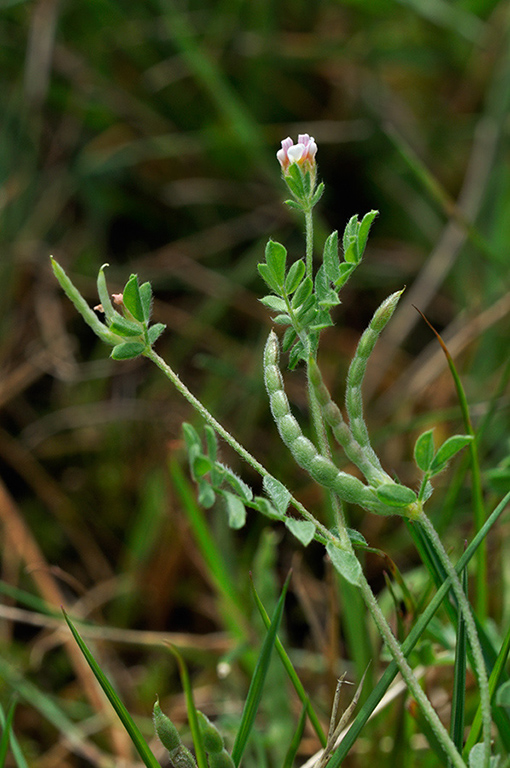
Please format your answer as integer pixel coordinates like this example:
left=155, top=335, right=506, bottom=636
left=277, top=134, right=317, bottom=174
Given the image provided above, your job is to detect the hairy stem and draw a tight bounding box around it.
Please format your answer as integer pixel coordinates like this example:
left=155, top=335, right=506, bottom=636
left=420, top=513, right=492, bottom=767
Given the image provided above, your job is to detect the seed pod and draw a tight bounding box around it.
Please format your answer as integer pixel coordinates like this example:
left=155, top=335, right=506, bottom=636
left=345, top=291, right=403, bottom=469
left=196, top=711, right=224, bottom=754
left=308, top=357, right=389, bottom=486
left=153, top=698, right=181, bottom=753
left=264, top=332, right=418, bottom=518
left=209, top=750, right=236, bottom=768
left=153, top=699, right=197, bottom=768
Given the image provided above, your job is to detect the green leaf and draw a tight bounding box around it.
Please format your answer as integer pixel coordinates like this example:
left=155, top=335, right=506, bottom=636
left=343, top=237, right=358, bottom=264
left=259, top=296, right=288, bottom=313
left=252, top=496, right=284, bottom=521
left=315, top=265, right=340, bottom=309
left=288, top=341, right=306, bottom=369
left=334, top=262, right=356, bottom=289
left=222, top=491, right=246, bottom=529
left=291, top=276, right=313, bottom=309
left=263, top=475, right=290, bottom=516
left=198, top=480, right=216, bottom=508
left=273, top=313, right=292, bottom=325
left=109, top=316, right=144, bottom=337
left=414, top=429, right=435, bottom=471
left=285, top=518, right=315, bottom=546
left=281, top=327, right=297, bottom=353
left=326, top=543, right=362, bottom=586
left=496, top=680, right=510, bottom=706
left=231, top=574, right=291, bottom=766
left=285, top=259, right=306, bottom=295
left=122, top=274, right=145, bottom=322
left=430, top=435, right=474, bottom=474
left=62, top=610, right=160, bottom=768
left=310, top=181, right=325, bottom=207
left=139, top=282, right=153, bottom=322
left=97, top=263, right=116, bottom=321
left=376, top=484, right=417, bottom=507
left=111, top=341, right=146, bottom=360
left=148, top=323, right=166, bottom=345
left=257, top=263, right=281, bottom=294
left=323, top=230, right=340, bottom=283
left=347, top=528, right=368, bottom=547
left=192, top=454, right=213, bottom=479
left=183, top=423, right=201, bottom=452
left=218, top=464, right=253, bottom=502
left=265, top=240, right=287, bottom=287
left=342, top=214, right=358, bottom=252
left=468, top=744, right=499, bottom=768
left=357, top=210, right=378, bottom=258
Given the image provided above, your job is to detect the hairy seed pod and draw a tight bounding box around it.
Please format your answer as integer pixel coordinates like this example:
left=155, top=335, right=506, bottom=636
left=270, top=390, right=290, bottom=419
left=308, top=357, right=389, bottom=486
left=196, top=711, right=224, bottom=754
left=153, top=699, right=197, bottom=768
left=153, top=698, right=181, bottom=752
left=345, top=291, right=403, bottom=468
left=290, top=435, right=318, bottom=465
left=278, top=414, right=302, bottom=442
left=264, top=332, right=416, bottom=517
left=209, top=751, right=236, bottom=768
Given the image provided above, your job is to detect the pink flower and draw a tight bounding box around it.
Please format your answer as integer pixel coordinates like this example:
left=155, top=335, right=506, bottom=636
left=277, top=134, right=318, bottom=173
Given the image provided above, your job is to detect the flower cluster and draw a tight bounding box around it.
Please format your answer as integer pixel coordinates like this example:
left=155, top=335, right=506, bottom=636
left=276, top=134, right=317, bottom=174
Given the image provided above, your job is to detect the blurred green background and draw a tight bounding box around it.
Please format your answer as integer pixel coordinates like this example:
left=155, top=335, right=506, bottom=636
left=1, top=0, right=510, bottom=765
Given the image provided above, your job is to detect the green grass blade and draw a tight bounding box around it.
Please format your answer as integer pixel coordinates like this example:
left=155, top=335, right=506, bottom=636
left=250, top=574, right=327, bottom=748
left=231, top=572, right=291, bottom=767
left=62, top=610, right=160, bottom=768
left=450, top=562, right=468, bottom=762
left=168, top=645, right=208, bottom=768
left=327, top=491, right=510, bottom=767
left=0, top=699, right=17, bottom=767
left=282, top=702, right=308, bottom=768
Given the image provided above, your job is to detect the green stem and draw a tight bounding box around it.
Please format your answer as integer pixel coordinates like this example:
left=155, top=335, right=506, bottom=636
left=143, top=347, right=331, bottom=543
left=357, top=569, right=468, bottom=768
left=420, top=513, right=492, bottom=768
left=305, top=208, right=313, bottom=280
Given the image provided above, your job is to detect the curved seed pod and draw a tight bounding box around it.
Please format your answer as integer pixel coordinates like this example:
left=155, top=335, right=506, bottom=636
left=345, top=290, right=403, bottom=469
left=308, top=357, right=390, bottom=487
left=264, top=332, right=402, bottom=514
left=153, top=698, right=197, bottom=768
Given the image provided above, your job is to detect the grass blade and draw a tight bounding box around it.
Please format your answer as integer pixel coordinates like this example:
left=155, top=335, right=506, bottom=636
left=250, top=574, right=327, bottom=748
left=231, top=572, right=291, bottom=766
left=0, top=699, right=17, bottom=768
left=168, top=645, right=208, bottom=768
left=63, top=609, right=160, bottom=768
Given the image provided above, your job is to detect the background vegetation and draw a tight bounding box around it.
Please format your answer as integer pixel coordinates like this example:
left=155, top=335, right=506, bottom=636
left=1, top=0, right=509, bottom=765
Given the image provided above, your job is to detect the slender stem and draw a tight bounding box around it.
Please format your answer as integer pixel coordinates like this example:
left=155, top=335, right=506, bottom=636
left=143, top=347, right=332, bottom=543
left=305, top=208, right=314, bottom=280
left=357, top=570, right=468, bottom=768
left=420, top=513, right=492, bottom=768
